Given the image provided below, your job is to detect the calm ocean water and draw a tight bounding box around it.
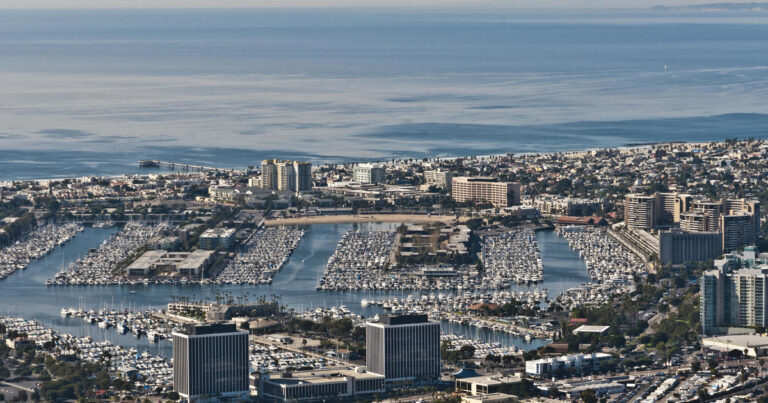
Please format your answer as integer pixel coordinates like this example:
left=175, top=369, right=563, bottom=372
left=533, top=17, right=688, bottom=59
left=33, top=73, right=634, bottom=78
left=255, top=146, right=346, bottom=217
left=2, top=8, right=768, bottom=179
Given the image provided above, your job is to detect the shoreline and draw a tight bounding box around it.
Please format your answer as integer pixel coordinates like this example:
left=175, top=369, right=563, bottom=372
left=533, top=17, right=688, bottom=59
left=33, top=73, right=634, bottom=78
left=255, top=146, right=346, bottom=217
left=0, top=137, right=749, bottom=183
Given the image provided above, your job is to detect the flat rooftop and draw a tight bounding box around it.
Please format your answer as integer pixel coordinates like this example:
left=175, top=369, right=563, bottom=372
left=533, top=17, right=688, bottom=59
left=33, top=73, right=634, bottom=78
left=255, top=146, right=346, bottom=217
left=126, top=250, right=166, bottom=270
left=703, top=334, right=768, bottom=348
left=457, top=375, right=522, bottom=386
left=573, top=325, right=610, bottom=334
left=266, top=368, right=384, bottom=385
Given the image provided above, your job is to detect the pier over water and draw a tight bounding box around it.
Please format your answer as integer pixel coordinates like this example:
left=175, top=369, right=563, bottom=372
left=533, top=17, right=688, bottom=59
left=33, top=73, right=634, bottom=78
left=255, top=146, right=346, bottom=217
left=138, top=159, right=241, bottom=174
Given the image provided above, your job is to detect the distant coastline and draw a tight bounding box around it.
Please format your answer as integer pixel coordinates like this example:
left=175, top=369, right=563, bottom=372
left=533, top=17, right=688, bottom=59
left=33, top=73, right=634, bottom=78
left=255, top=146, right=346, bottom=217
left=654, top=2, right=768, bottom=11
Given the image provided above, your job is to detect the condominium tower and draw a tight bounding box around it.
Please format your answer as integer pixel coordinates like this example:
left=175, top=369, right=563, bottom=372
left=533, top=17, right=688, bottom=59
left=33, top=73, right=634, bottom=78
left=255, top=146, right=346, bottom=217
left=259, top=159, right=312, bottom=192
left=352, top=163, right=386, bottom=184
left=424, top=169, right=453, bottom=191
left=451, top=177, right=521, bottom=208
left=701, top=249, right=768, bottom=335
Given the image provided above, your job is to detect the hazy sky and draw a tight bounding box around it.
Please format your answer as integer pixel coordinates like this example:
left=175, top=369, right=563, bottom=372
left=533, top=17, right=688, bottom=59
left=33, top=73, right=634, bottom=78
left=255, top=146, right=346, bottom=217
left=0, top=0, right=754, bottom=9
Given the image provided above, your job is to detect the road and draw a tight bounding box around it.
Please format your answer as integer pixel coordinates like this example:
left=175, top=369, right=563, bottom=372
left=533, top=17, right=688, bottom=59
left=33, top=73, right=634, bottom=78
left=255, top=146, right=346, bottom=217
left=1, top=381, right=35, bottom=393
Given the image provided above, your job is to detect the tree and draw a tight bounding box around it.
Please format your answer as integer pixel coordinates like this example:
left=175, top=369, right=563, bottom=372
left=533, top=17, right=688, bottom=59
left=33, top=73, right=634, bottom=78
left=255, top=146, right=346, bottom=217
left=581, top=388, right=598, bottom=403
left=691, top=359, right=701, bottom=372
left=459, top=345, right=476, bottom=360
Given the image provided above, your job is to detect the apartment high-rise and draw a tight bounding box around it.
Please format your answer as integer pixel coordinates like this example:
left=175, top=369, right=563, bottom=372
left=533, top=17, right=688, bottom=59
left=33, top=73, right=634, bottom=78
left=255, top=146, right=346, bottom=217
left=366, top=314, right=441, bottom=382
left=624, top=194, right=657, bottom=230
left=451, top=177, right=521, bottom=208
left=276, top=161, right=296, bottom=192
left=260, top=159, right=278, bottom=190
left=173, top=323, right=250, bottom=402
left=625, top=194, right=760, bottom=252
left=721, top=214, right=756, bottom=252
left=659, top=229, right=722, bottom=266
left=679, top=211, right=709, bottom=232
left=701, top=250, right=768, bottom=335
left=424, top=169, right=453, bottom=191
left=691, top=200, right=723, bottom=232
left=725, top=199, right=761, bottom=238
left=259, top=159, right=312, bottom=192
left=657, top=192, right=678, bottom=225
left=293, top=161, right=313, bottom=191
left=352, top=163, right=386, bottom=184
left=674, top=193, right=694, bottom=223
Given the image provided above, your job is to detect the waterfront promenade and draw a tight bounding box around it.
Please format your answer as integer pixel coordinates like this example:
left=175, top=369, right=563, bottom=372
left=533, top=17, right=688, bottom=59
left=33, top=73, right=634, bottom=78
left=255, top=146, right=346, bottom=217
left=264, top=213, right=459, bottom=226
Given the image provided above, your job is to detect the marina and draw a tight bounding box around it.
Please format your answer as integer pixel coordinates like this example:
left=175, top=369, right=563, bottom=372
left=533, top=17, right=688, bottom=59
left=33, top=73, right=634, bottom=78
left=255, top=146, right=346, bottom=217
left=0, top=316, right=173, bottom=391
left=0, top=222, right=82, bottom=280
left=215, top=226, right=306, bottom=285
left=0, top=224, right=596, bottom=357
left=554, top=226, right=646, bottom=309
left=317, top=230, right=396, bottom=291
left=480, top=229, right=543, bottom=287
left=49, top=222, right=174, bottom=285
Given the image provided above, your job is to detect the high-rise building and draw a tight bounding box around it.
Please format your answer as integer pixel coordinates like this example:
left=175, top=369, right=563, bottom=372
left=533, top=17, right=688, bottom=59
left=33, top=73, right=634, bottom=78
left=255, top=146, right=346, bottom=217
left=624, top=194, right=760, bottom=252
left=674, top=193, right=694, bottom=223
left=276, top=161, right=296, bottom=192
left=624, top=194, right=657, bottom=230
left=724, top=199, right=761, bottom=238
left=424, top=169, right=453, bottom=191
left=352, top=163, right=386, bottom=184
left=260, top=159, right=278, bottom=190
left=679, top=211, right=709, bottom=232
left=173, top=323, right=250, bottom=402
left=451, top=177, right=521, bottom=207
left=366, top=314, right=440, bottom=382
left=721, top=214, right=756, bottom=252
left=656, top=192, right=678, bottom=225
left=259, top=159, right=312, bottom=192
left=293, top=161, right=313, bottom=192
left=659, top=229, right=722, bottom=266
left=691, top=200, right=723, bottom=232
left=701, top=250, right=768, bottom=335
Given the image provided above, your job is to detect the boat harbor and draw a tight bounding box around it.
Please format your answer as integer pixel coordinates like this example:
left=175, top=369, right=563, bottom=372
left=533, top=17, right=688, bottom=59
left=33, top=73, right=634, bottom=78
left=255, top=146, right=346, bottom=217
left=441, top=334, right=522, bottom=359
left=317, top=230, right=397, bottom=290
left=553, top=226, right=645, bottom=309
left=59, top=306, right=184, bottom=343
left=0, top=316, right=173, bottom=391
left=48, top=222, right=174, bottom=285
left=557, top=226, right=646, bottom=283
left=0, top=223, right=82, bottom=280
left=479, top=229, right=543, bottom=287
left=215, top=226, right=306, bottom=285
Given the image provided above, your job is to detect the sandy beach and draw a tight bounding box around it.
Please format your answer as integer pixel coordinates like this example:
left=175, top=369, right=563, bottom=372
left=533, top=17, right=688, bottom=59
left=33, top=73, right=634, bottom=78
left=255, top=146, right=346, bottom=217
left=264, top=214, right=460, bottom=226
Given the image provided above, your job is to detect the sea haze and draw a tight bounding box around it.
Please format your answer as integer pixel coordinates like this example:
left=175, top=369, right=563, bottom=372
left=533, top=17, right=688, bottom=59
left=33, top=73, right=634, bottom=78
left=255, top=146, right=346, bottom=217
left=1, top=8, right=768, bottom=179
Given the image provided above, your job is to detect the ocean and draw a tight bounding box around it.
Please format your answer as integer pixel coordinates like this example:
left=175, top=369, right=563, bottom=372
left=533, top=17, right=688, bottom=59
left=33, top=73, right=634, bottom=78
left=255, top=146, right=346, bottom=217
left=2, top=8, right=768, bottom=180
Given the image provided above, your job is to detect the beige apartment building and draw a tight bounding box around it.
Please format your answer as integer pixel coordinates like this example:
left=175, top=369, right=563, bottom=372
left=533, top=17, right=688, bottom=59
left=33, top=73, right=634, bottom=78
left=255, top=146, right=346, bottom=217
left=451, top=177, right=521, bottom=207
